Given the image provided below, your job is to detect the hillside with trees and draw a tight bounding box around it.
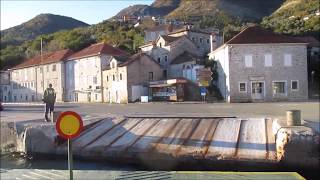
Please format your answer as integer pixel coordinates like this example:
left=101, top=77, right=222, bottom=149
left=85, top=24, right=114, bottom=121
left=0, top=21, right=144, bottom=70
left=1, top=14, right=89, bottom=48
left=261, top=0, right=319, bottom=36
left=1, top=0, right=319, bottom=70
left=114, top=0, right=284, bottom=22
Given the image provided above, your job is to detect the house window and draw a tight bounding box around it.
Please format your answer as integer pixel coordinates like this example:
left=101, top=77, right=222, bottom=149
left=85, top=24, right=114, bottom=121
left=52, top=64, right=56, bottom=71
left=264, top=54, right=272, bottom=67
left=95, top=94, right=98, bottom=100
left=239, top=82, right=247, bottom=93
left=157, top=57, right=161, bottom=63
left=149, top=72, right=153, bottom=81
left=245, top=55, right=253, bottom=67
left=164, top=56, right=168, bottom=62
left=207, top=39, right=210, bottom=44
left=47, top=65, right=49, bottom=72
left=284, top=54, right=292, bottom=66
left=25, top=95, right=28, bottom=101
left=107, top=76, right=109, bottom=82
left=93, top=76, right=97, bottom=84
left=113, top=75, right=115, bottom=81
left=200, top=38, right=203, bottom=43
left=291, top=80, right=299, bottom=91
left=120, top=73, right=122, bottom=80
left=192, top=37, right=195, bottom=42
left=273, top=81, right=286, bottom=94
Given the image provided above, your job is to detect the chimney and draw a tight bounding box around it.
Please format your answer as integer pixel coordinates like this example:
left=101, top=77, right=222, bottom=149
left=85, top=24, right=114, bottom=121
left=210, top=32, right=217, bottom=52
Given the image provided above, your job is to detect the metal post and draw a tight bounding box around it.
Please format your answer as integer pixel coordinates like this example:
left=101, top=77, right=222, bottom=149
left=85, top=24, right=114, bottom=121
left=286, top=110, right=301, bottom=126
left=41, top=37, right=45, bottom=93
left=68, top=139, right=73, bottom=180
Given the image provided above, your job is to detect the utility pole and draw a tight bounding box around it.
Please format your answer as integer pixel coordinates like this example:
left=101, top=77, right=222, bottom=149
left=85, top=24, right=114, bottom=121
left=41, top=37, right=45, bottom=93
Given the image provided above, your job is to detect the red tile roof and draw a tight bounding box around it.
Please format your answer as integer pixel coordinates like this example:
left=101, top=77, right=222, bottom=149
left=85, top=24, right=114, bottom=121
left=294, top=36, right=320, bottom=47
left=170, top=51, right=201, bottom=65
left=117, top=53, right=161, bottom=67
left=226, top=26, right=307, bottom=44
left=161, top=35, right=181, bottom=44
left=67, top=42, right=129, bottom=60
left=11, top=49, right=73, bottom=70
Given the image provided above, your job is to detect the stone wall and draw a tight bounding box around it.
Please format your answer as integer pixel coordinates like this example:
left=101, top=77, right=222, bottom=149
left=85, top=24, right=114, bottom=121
left=228, top=44, right=308, bottom=102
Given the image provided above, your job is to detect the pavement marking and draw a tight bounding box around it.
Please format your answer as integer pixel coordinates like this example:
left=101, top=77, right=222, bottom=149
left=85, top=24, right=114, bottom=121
left=35, top=169, right=65, bottom=178
left=51, top=169, right=68, bottom=175
left=28, top=171, right=55, bottom=180
left=21, top=174, right=39, bottom=180
left=176, top=171, right=305, bottom=179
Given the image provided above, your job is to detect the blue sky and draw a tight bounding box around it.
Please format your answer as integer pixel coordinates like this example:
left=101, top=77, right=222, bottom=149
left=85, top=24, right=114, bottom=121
left=1, top=0, right=153, bottom=30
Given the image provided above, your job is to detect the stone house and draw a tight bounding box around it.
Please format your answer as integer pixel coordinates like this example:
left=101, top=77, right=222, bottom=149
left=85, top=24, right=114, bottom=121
left=168, top=28, right=222, bottom=56
left=65, top=42, right=129, bottom=103
left=9, top=49, right=73, bottom=102
left=169, top=51, right=204, bottom=83
left=103, top=53, right=162, bottom=103
left=209, top=26, right=308, bottom=102
left=0, top=71, right=10, bottom=102
left=144, top=24, right=180, bottom=43
left=140, top=34, right=199, bottom=79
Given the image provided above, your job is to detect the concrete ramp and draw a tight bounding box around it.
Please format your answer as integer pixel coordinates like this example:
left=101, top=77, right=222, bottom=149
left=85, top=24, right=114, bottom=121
left=64, top=117, right=277, bottom=162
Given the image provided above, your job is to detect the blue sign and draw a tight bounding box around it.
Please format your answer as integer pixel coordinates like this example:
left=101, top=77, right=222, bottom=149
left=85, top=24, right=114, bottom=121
left=200, top=87, right=207, bottom=96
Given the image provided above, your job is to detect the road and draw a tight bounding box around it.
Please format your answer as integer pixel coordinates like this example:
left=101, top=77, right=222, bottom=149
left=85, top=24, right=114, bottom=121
left=1, top=101, right=319, bottom=122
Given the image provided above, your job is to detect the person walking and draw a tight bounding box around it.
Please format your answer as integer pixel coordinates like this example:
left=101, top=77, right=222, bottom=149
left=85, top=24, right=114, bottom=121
left=43, top=84, right=56, bottom=122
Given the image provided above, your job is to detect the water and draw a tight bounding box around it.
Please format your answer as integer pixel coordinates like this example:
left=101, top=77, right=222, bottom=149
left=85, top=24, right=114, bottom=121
left=0, top=153, right=137, bottom=171
left=1, top=153, right=318, bottom=179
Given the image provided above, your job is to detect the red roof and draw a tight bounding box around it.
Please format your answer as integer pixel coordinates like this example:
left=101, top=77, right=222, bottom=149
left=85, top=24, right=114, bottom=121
left=117, top=53, right=160, bottom=67
left=67, top=42, right=129, bottom=60
left=226, top=26, right=306, bottom=44
left=294, top=36, right=320, bottom=47
left=12, top=49, right=73, bottom=70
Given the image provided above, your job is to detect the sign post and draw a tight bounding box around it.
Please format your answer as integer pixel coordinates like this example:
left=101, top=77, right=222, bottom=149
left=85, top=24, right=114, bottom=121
left=56, top=111, right=83, bottom=180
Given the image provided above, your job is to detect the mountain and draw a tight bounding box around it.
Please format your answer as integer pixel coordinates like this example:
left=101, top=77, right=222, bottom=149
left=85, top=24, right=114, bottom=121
left=114, top=0, right=285, bottom=22
left=261, top=0, right=319, bottom=35
left=1, top=13, right=89, bottom=48
left=115, top=0, right=180, bottom=18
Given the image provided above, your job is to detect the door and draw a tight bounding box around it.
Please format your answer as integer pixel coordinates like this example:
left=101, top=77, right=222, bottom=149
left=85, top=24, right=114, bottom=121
left=251, top=82, right=264, bottom=100
left=87, top=93, right=91, bottom=102
left=116, top=91, right=119, bottom=103
left=75, top=93, right=78, bottom=102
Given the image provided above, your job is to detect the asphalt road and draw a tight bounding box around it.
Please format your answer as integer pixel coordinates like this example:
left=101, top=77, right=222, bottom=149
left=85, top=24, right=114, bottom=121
left=1, top=101, right=319, bottom=122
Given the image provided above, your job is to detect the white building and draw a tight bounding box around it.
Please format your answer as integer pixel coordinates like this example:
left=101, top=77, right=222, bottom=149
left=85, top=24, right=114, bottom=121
left=169, top=52, right=204, bottom=83
left=0, top=71, right=11, bottom=102
left=65, top=42, right=129, bottom=102
left=208, top=26, right=308, bottom=102
left=103, top=53, right=163, bottom=103
left=9, top=49, right=73, bottom=102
